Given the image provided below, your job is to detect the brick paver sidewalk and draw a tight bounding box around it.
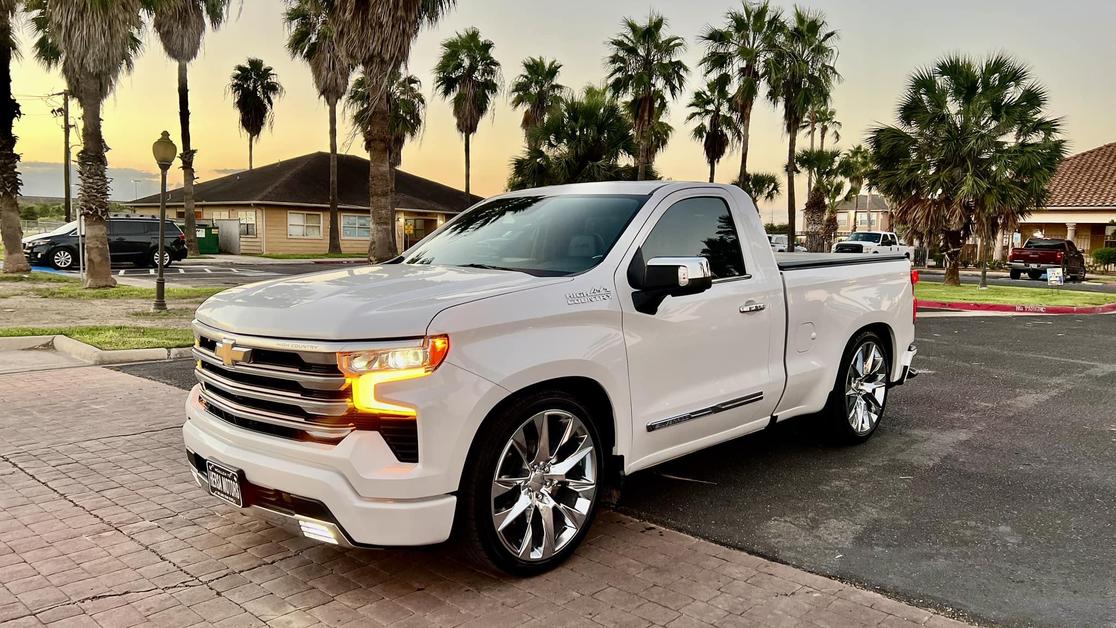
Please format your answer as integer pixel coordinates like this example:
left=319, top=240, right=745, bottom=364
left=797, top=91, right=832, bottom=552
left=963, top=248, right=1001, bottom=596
left=0, top=365, right=973, bottom=627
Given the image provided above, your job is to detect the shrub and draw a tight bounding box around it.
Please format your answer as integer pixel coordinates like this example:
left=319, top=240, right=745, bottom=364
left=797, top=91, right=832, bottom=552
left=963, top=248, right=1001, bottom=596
left=1092, top=247, right=1116, bottom=267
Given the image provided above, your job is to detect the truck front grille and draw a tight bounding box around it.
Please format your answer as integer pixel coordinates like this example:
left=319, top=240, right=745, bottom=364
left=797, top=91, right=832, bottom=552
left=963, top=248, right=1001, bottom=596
left=192, top=327, right=419, bottom=462
left=835, top=243, right=864, bottom=253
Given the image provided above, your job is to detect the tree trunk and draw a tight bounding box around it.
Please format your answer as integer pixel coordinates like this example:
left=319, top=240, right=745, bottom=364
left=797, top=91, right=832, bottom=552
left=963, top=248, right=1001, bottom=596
left=464, top=132, right=471, bottom=197
left=942, top=229, right=963, bottom=287
left=708, top=159, right=715, bottom=184
left=76, top=88, right=115, bottom=288
left=248, top=137, right=254, bottom=170
left=737, top=99, right=754, bottom=182
left=177, top=61, right=199, bottom=256
left=785, top=130, right=798, bottom=253
left=806, top=117, right=816, bottom=193
left=327, top=98, right=341, bottom=255
left=367, top=88, right=395, bottom=262
left=0, top=14, right=28, bottom=274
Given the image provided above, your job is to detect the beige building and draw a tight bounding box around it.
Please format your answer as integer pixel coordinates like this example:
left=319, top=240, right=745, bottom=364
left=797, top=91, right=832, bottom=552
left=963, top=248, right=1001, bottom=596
left=129, top=152, right=480, bottom=255
left=1013, top=142, right=1116, bottom=254
left=835, top=194, right=891, bottom=236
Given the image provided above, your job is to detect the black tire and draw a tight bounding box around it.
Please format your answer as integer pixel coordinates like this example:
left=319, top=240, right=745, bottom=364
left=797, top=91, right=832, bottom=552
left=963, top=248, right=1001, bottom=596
left=1027, top=270, right=1043, bottom=280
left=47, top=247, right=77, bottom=270
left=821, top=330, right=891, bottom=445
left=457, top=390, right=605, bottom=576
left=150, top=248, right=172, bottom=269
left=1009, top=269, right=1021, bottom=280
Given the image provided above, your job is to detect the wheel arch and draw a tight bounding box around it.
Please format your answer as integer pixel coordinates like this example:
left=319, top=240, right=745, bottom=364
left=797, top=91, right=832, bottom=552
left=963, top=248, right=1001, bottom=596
left=847, top=321, right=896, bottom=376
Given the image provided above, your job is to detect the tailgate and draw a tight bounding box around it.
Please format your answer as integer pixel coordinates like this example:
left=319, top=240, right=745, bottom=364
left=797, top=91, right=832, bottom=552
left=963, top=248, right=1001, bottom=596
left=1010, top=249, right=1060, bottom=263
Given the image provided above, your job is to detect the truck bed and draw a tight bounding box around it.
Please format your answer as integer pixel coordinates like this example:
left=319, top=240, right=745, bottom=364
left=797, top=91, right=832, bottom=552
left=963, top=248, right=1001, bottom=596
left=775, top=252, right=907, bottom=270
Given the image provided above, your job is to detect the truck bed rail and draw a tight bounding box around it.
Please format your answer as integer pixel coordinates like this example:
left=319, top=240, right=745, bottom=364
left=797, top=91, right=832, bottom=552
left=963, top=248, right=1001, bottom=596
left=776, top=252, right=907, bottom=270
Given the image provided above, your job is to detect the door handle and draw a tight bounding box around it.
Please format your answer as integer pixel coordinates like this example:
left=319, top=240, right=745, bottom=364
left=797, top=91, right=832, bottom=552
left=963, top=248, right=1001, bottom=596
left=739, top=301, right=766, bottom=313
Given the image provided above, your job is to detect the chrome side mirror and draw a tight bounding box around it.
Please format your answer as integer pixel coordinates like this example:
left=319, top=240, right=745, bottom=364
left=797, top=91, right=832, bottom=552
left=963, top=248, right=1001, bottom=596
left=628, top=255, right=713, bottom=314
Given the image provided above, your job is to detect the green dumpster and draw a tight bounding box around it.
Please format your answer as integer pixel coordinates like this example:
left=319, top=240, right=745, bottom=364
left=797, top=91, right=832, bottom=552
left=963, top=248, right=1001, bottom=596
left=186, top=223, right=220, bottom=255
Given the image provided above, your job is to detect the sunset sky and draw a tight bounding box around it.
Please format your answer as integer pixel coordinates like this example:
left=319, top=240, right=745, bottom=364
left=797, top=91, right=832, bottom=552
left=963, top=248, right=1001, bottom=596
left=13, top=0, right=1116, bottom=221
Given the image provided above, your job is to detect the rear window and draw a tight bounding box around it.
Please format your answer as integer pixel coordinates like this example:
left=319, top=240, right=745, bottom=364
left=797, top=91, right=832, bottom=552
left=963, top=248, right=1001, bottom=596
left=1024, top=239, right=1066, bottom=249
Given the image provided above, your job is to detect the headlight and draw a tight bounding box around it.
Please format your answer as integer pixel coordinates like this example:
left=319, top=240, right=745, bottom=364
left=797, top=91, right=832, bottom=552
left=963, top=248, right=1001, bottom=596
left=337, top=335, right=449, bottom=416
left=28, top=240, right=52, bottom=249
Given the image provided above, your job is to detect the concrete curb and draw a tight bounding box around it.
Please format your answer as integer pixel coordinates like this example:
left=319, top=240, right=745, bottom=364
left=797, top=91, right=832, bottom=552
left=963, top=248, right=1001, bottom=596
left=917, top=299, right=1116, bottom=315
left=2, top=333, right=192, bottom=365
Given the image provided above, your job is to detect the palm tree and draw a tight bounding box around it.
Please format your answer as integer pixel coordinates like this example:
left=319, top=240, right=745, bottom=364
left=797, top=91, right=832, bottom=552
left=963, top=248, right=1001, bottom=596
left=870, top=54, right=1065, bottom=287
left=795, top=148, right=845, bottom=251
left=229, top=58, right=283, bottom=170
left=605, top=12, right=687, bottom=180
left=700, top=0, right=783, bottom=182
left=29, top=0, right=145, bottom=288
left=686, top=74, right=738, bottom=183
left=286, top=0, right=352, bottom=254
left=840, top=143, right=871, bottom=229
left=328, top=0, right=454, bottom=262
left=799, top=101, right=840, bottom=192
left=509, top=56, right=565, bottom=149
left=433, top=27, right=501, bottom=198
left=735, top=171, right=781, bottom=204
left=152, top=0, right=231, bottom=256
left=507, top=85, right=637, bottom=190
left=0, top=0, right=27, bottom=273
left=766, top=7, right=840, bottom=252
left=349, top=71, right=426, bottom=180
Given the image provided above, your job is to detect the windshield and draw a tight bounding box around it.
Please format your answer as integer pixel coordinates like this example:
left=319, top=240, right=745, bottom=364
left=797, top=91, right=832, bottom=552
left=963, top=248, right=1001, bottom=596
left=45, top=221, right=79, bottom=236
left=848, top=232, right=882, bottom=243
left=401, top=194, right=646, bottom=276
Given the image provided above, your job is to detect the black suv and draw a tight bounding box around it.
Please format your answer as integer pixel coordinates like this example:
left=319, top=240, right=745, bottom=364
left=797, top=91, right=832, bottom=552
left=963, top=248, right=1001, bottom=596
left=22, top=217, right=189, bottom=270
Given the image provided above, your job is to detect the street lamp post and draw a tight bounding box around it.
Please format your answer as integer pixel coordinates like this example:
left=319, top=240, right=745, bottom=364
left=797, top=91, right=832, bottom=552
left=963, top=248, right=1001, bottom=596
left=151, top=131, right=177, bottom=312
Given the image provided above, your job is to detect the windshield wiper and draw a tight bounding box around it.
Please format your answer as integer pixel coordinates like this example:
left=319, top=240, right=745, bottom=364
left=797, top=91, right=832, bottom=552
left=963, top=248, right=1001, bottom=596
left=458, top=263, right=525, bottom=273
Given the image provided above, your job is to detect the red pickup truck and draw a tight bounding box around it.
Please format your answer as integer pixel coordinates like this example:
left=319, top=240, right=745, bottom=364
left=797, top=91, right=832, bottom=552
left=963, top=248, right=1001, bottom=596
left=1008, top=238, right=1087, bottom=281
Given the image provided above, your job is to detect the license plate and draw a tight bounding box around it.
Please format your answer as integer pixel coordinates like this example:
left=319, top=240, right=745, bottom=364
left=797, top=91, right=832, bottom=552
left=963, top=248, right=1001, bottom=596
left=1029, top=263, right=1040, bottom=268
left=206, top=459, right=245, bottom=508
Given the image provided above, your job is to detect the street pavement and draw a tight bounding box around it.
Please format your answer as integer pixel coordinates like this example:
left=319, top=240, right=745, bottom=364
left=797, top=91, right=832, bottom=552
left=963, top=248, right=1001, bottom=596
left=917, top=269, right=1116, bottom=294
left=29, top=262, right=331, bottom=288
left=108, top=313, right=1116, bottom=626
left=0, top=365, right=968, bottom=627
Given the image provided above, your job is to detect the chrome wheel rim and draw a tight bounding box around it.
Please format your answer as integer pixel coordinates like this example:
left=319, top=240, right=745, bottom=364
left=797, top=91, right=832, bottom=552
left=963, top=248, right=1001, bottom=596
left=491, top=409, right=597, bottom=562
left=53, top=250, right=72, bottom=268
left=845, top=341, right=888, bottom=435
left=155, top=251, right=169, bottom=266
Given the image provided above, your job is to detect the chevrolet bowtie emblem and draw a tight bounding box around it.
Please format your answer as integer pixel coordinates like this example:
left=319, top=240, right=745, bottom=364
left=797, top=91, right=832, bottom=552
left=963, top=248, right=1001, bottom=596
left=213, top=339, right=251, bottom=366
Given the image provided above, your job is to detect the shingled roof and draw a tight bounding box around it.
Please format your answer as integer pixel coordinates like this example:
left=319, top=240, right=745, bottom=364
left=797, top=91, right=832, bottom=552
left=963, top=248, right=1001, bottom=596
left=130, top=152, right=482, bottom=213
left=1045, top=142, right=1116, bottom=208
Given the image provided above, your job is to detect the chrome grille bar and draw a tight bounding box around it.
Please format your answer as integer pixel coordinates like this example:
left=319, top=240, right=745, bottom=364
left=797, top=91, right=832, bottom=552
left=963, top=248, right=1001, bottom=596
left=193, top=347, right=348, bottom=391
left=198, top=388, right=353, bottom=440
left=196, top=367, right=352, bottom=417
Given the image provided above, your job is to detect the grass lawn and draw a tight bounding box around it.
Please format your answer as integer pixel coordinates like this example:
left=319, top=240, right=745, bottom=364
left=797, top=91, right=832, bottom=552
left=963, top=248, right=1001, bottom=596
left=0, top=272, right=78, bottom=283
left=0, top=326, right=194, bottom=350
left=916, top=283, right=1116, bottom=307
left=257, top=252, right=366, bottom=260
left=28, top=284, right=224, bottom=300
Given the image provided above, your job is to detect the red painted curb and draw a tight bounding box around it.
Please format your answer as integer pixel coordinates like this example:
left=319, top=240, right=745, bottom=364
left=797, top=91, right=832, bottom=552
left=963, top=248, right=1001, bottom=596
left=917, top=299, right=1116, bottom=315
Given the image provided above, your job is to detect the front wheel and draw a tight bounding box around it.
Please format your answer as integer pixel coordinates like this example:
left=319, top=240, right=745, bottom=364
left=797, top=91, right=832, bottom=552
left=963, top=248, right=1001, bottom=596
left=458, top=391, right=603, bottom=575
left=823, top=331, right=890, bottom=444
left=48, top=247, right=77, bottom=270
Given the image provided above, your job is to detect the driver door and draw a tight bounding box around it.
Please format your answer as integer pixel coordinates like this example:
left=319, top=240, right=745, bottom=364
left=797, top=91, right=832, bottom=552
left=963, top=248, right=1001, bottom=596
left=617, top=190, right=783, bottom=469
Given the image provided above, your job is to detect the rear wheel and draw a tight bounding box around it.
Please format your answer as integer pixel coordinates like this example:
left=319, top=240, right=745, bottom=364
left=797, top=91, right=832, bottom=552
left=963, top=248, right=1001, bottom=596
left=48, top=247, right=76, bottom=270
left=458, top=391, right=603, bottom=576
left=1009, top=269, right=1021, bottom=280
left=150, top=248, right=172, bottom=269
left=1027, top=270, right=1043, bottom=280
left=823, top=331, right=890, bottom=444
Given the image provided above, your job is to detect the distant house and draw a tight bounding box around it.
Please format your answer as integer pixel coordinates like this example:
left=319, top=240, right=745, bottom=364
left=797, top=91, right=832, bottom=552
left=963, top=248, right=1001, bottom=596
left=835, top=194, right=890, bottom=236
left=1017, top=142, right=1116, bottom=253
left=128, top=152, right=481, bottom=255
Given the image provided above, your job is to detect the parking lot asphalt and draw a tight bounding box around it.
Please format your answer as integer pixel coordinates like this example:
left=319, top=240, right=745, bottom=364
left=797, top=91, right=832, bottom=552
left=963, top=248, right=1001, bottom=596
left=918, top=269, right=1116, bottom=293
left=31, top=261, right=329, bottom=288
left=112, top=313, right=1116, bottom=627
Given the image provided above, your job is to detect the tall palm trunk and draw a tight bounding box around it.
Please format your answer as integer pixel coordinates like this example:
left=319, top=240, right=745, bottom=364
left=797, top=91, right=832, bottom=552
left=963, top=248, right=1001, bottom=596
left=248, top=137, right=254, bottom=170
left=76, top=88, right=114, bottom=288
left=177, top=61, right=199, bottom=255
left=326, top=97, right=341, bottom=254
left=785, top=130, right=797, bottom=253
left=367, top=87, right=395, bottom=262
left=464, top=132, right=471, bottom=197
left=806, top=116, right=817, bottom=193
left=0, top=13, right=27, bottom=274
left=737, top=99, right=754, bottom=182
left=942, top=229, right=963, bottom=286
left=708, top=159, right=715, bottom=183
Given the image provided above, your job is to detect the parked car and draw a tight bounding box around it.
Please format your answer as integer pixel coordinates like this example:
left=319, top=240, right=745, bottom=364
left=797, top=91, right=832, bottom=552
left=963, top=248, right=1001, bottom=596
left=833, top=231, right=913, bottom=259
left=183, top=182, right=918, bottom=575
left=768, top=233, right=789, bottom=252
left=22, top=216, right=188, bottom=270
left=1008, top=238, right=1086, bottom=281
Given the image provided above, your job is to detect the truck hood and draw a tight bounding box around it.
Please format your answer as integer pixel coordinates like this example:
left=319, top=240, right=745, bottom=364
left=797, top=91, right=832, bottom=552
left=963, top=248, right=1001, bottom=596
left=195, top=263, right=568, bottom=340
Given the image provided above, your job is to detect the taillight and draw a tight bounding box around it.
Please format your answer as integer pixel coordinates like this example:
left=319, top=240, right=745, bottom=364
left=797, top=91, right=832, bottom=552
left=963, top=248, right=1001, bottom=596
left=1056, top=251, right=1064, bottom=262
left=178, top=233, right=185, bottom=241
left=911, top=269, right=919, bottom=323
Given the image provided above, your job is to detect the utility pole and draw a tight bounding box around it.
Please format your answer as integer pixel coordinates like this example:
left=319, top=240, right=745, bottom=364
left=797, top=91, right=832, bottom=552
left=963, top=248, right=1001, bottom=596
left=51, top=91, right=73, bottom=222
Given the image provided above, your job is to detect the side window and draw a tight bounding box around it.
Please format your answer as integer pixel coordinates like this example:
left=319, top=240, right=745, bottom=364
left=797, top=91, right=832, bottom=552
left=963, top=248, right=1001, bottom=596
left=111, top=221, right=146, bottom=236
left=640, top=197, right=745, bottom=279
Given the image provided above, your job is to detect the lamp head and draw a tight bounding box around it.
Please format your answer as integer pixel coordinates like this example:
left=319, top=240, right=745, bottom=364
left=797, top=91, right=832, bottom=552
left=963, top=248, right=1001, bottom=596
left=152, top=131, right=177, bottom=169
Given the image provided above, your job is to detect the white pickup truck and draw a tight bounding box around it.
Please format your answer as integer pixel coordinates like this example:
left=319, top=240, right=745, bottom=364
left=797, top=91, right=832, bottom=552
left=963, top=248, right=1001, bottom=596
left=833, top=231, right=913, bottom=259
left=183, top=182, right=917, bottom=575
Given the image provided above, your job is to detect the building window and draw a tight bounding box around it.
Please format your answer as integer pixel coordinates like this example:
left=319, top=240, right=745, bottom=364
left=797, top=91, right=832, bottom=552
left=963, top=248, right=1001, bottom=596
left=238, top=210, right=257, bottom=237
left=288, top=211, right=322, bottom=238
left=342, top=214, right=370, bottom=239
